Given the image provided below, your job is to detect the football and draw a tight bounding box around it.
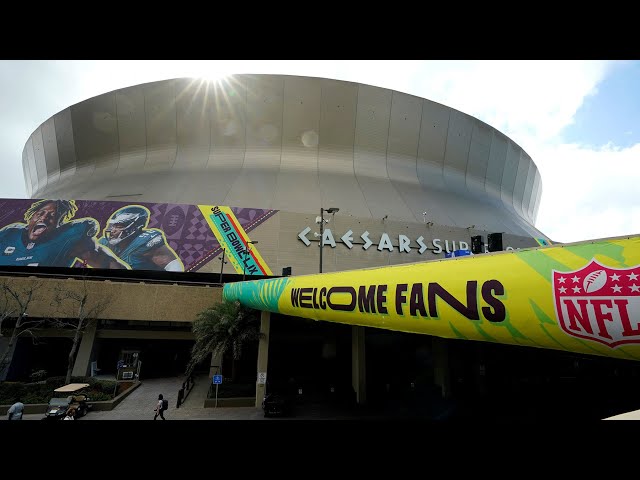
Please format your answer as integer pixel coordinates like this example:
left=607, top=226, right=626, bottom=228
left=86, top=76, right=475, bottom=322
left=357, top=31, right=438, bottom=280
left=162, top=206, right=186, bottom=237
left=583, top=269, right=607, bottom=293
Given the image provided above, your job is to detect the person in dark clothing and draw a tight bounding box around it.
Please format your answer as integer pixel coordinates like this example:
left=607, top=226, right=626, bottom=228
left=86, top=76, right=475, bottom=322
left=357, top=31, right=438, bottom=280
left=153, top=393, right=166, bottom=420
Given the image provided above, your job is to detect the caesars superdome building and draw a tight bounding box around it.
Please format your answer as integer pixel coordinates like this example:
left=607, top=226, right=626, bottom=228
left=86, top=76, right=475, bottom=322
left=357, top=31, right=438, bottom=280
left=15, top=74, right=629, bottom=420
left=21, top=74, right=549, bottom=276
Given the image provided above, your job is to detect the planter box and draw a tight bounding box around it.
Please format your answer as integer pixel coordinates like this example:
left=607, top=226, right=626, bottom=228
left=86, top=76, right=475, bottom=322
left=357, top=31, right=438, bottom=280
left=1, top=381, right=141, bottom=415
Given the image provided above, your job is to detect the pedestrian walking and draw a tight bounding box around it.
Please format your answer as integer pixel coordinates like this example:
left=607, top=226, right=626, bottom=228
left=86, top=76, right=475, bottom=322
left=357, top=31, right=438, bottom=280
left=7, top=399, right=24, bottom=420
left=153, top=393, right=167, bottom=420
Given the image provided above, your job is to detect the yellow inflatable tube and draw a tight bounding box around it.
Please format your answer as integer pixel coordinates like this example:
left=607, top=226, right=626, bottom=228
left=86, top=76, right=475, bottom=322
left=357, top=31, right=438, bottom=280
left=224, top=235, right=640, bottom=361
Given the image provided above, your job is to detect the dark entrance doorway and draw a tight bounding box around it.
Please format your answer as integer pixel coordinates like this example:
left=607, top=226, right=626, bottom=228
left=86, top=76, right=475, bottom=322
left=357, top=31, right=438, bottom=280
left=96, top=338, right=194, bottom=378
left=267, top=315, right=352, bottom=405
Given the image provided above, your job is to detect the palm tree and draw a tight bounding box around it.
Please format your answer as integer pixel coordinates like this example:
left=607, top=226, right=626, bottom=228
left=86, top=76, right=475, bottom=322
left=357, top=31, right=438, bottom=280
left=186, top=299, right=262, bottom=382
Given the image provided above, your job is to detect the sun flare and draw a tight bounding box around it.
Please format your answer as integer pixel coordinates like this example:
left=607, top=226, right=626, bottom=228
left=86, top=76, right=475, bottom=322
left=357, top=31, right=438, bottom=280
left=197, top=71, right=229, bottom=83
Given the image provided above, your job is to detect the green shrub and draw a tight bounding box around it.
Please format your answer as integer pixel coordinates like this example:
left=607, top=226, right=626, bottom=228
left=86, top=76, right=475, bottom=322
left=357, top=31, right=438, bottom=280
left=22, top=392, right=45, bottom=404
left=0, top=382, right=27, bottom=404
left=0, top=382, right=57, bottom=404
left=33, top=384, right=54, bottom=401
left=1, top=376, right=118, bottom=404
left=45, top=376, right=67, bottom=389
left=91, top=380, right=117, bottom=393
left=87, top=390, right=112, bottom=401
left=29, top=369, right=48, bottom=383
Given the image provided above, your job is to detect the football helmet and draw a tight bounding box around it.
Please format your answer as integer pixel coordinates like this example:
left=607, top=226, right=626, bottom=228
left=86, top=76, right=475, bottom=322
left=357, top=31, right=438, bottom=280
left=104, top=206, right=149, bottom=246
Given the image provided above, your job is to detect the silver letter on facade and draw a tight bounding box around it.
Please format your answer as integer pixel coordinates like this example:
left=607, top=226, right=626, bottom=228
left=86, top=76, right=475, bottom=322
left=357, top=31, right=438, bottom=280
left=361, top=231, right=373, bottom=250
left=298, top=226, right=311, bottom=246
left=341, top=230, right=354, bottom=249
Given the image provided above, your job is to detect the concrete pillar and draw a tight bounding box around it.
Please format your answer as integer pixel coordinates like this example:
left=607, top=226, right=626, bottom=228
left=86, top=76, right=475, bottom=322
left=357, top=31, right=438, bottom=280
left=71, top=320, right=98, bottom=377
left=255, top=310, right=271, bottom=408
left=351, top=325, right=366, bottom=405
left=209, top=352, right=223, bottom=379
left=432, top=337, right=451, bottom=398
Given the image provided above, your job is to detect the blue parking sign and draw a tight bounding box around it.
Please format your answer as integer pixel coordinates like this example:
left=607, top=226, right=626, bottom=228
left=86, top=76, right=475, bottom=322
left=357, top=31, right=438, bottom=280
left=213, top=374, right=223, bottom=384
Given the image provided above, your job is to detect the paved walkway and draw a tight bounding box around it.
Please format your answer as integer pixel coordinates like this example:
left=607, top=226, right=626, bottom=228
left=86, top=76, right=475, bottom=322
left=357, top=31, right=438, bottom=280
left=5, top=374, right=367, bottom=421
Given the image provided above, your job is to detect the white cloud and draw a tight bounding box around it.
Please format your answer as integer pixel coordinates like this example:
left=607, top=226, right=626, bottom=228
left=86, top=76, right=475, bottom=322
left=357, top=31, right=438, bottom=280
left=421, top=60, right=610, bottom=143
left=533, top=142, right=640, bottom=243
left=384, top=60, right=637, bottom=244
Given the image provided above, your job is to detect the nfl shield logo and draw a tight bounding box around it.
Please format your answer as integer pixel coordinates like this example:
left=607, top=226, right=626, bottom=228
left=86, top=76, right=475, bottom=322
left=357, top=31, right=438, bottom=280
left=26, top=242, right=35, bottom=250
left=552, top=259, right=640, bottom=348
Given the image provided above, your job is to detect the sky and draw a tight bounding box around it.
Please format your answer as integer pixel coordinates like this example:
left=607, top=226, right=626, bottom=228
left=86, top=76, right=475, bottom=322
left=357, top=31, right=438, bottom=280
left=0, top=60, right=638, bottom=244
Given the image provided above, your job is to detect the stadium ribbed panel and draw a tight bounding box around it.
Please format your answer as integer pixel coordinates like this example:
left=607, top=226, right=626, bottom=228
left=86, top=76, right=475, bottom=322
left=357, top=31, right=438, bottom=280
left=23, top=75, right=545, bottom=239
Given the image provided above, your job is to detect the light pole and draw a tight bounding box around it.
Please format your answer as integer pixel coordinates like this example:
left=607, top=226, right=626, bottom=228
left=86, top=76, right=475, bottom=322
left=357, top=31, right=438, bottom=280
left=243, top=241, right=258, bottom=281
left=218, top=248, right=227, bottom=284
left=319, top=207, right=339, bottom=273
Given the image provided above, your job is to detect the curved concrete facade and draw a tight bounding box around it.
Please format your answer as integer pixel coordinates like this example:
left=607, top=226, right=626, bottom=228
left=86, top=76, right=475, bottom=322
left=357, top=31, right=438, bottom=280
left=21, top=75, right=550, bottom=275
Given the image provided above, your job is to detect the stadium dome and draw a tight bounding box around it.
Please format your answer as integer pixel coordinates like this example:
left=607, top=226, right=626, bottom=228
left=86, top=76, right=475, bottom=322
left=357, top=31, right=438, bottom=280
left=21, top=75, right=549, bottom=275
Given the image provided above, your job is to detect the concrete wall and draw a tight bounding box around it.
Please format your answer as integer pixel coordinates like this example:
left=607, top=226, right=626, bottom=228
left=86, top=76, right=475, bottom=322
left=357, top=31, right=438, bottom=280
left=197, top=210, right=542, bottom=276
left=0, top=275, right=221, bottom=322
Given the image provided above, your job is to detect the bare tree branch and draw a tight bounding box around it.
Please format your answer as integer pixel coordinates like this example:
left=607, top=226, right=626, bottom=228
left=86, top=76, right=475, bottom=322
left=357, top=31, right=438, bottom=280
left=51, top=275, right=113, bottom=383
left=0, top=279, right=45, bottom=378
left=0, top=281, right=18, bottom=337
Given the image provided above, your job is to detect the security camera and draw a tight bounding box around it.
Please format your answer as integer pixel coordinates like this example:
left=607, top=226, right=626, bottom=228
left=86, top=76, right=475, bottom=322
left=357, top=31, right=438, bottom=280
left=422, top=212, right=428, bottom=216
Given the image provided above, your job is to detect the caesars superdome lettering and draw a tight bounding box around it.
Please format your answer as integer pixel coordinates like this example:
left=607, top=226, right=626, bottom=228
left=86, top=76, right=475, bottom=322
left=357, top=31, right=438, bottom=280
left=297, top=227, right=513, bottom=254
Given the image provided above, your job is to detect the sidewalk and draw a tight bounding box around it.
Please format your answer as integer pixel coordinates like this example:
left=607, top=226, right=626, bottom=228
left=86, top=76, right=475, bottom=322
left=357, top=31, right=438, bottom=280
left=4, top=375, right=458, bottom=420
left=3, top=375, right=361, bottom=421
left=84, top=375, right=266, bottom=420
left=2, top=375, right=257, bottom=421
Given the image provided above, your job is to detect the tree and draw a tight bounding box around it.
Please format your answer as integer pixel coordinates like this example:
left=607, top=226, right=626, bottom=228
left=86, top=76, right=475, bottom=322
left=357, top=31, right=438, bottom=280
left=51, top=275, right=112, bottom=384
left=0, top=278, right=44, bottom=379
left=0, top=280, right=18, bottom=336
left=186, top=299, right=262, bottom=382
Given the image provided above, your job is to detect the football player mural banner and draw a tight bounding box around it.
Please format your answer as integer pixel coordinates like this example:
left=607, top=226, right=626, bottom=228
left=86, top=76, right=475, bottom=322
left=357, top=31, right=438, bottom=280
left=224, top=235, right=640, bottom=360
left=0, top=198, right=276, bottom=274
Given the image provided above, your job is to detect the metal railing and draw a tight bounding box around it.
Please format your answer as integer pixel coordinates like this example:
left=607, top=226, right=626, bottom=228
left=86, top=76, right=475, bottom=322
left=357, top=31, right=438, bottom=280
left=176, top=374, right=195, bottom=408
